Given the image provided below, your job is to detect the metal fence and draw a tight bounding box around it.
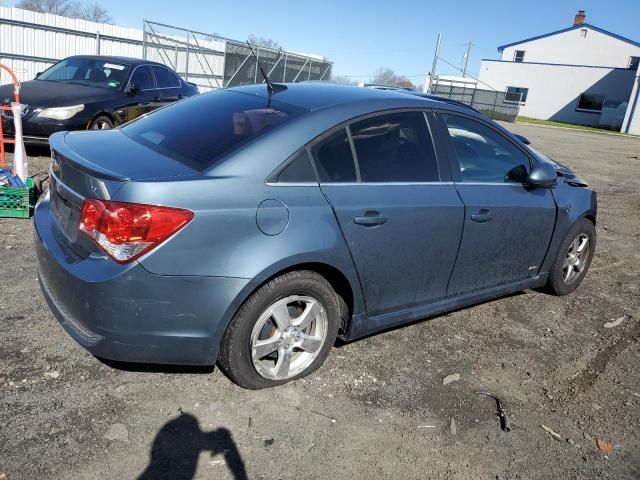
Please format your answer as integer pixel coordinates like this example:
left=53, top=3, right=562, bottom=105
left=0, top=7, right=332, bottom=91
left=142, top=20, right=332, bottom=91
left=429, top=83, right=520, bottom=122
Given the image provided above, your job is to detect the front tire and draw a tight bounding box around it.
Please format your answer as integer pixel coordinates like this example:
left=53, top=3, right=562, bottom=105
left=218, top=271, right=340, bottom=389
left=90, top=115, right=114, bottom=130
left=546, top=218, right=596, bottom=296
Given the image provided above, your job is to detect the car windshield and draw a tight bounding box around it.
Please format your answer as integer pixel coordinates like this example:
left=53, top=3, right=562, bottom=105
left=121, top=89, right=306, bottom=170
left=37, top=58, right=130, bottom=90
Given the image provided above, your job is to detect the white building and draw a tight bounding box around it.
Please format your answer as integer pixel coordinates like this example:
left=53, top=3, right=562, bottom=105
left=478, top=11, right=640, bottom=133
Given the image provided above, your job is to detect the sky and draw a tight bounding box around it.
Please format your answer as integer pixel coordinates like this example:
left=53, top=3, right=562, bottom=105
left=15, top=0, right=640, bottom=85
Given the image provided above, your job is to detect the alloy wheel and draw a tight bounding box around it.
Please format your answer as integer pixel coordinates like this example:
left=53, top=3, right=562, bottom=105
left=91, top=120, right=112, bottom=130
left=250, top=295, right=328, bottom=380
left=562, top=233, right=590, bottom=284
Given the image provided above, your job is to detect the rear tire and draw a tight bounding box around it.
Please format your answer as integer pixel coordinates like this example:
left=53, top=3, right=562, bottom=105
left=90, top=115, right=114, bottom=130
left=545, top=218, right=595, bottom=296
left=218, top=271, right=340, bottom=389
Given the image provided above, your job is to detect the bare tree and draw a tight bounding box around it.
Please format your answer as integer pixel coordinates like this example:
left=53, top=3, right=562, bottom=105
left=16, top=0, right=113, bottom=23
left=371, top=67, right=414, bottom=89
left=81, top=2, right=111, bottom=23
left=16, top=0, right=79, bottom=16
left=248, top=34, right=281, bottom=50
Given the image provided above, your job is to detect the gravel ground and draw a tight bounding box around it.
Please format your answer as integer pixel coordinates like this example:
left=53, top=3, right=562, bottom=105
left=0, top=123, right=639, bottom=480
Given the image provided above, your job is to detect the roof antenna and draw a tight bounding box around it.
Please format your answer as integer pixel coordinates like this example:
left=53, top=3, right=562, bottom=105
left=246, top=41, right=287, bottom=103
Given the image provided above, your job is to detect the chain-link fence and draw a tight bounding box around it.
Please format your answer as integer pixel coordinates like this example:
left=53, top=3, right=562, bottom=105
left=143, top=20, right=332, bottom=92
left=430, top=83, right=520, bottom=122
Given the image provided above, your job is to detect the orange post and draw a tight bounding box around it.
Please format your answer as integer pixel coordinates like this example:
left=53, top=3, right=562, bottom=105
left=0, top=64, right=22, bottom=169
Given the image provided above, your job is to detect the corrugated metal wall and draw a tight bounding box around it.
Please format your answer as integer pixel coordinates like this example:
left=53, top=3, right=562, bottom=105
left=0, top=6, right=142, bottom=85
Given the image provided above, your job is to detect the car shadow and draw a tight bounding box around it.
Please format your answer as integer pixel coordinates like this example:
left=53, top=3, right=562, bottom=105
left=138, top=412, right=248, bottom=480
left=2, top=142, right=50, bottom=158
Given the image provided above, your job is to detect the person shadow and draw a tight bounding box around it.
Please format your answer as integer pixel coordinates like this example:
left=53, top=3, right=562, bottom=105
left=138, top=413, right=248, bottom=480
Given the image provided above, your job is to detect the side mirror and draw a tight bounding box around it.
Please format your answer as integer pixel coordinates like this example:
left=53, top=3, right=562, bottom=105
left=526, top=163, right=557, bottom=188
left=514, top=133, right=531, bottom=145
left=126, top=82, right=139, bottom=95
left=35, top=72, right=42, bottom=78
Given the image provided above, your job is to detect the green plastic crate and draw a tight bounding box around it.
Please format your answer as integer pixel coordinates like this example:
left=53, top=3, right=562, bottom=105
left=0, top=178, right=36, bottom=218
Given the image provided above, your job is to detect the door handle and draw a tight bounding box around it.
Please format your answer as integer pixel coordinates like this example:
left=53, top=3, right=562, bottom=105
left=471, top=209, right=493, bottom=223
left=354, top=211, right=387, bottom=227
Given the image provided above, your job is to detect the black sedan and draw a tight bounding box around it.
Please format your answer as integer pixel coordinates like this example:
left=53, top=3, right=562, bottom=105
left=0, top=55, right=199, bottom=144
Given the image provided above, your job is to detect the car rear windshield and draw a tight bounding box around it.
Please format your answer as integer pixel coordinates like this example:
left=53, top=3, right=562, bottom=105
left=121, top=89, right=306, bottom=170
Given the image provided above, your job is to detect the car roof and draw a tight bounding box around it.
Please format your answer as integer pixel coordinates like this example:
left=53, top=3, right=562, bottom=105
left=67, top=55, right=165, bottom=67
left=228, top=82, right=453, bottom=112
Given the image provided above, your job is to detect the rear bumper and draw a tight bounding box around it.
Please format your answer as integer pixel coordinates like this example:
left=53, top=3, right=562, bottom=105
left=34, top=194, right=250, bottom=365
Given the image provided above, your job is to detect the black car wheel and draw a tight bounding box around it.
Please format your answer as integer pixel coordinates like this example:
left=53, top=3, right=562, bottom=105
left=218, top=271, right=341, bottom=389
left=545, top=218, right=596, bottom=296
left=90, top=115, right=114, bottom=130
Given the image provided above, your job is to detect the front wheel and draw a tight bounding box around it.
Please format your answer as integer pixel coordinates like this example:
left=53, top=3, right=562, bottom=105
left=218, top=271, right=340, bottom=389
left=90, top=115, right=114, bottom=130
left=545, top=218, right=596, bottom=296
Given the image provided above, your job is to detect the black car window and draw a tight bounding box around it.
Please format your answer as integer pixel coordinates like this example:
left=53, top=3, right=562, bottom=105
left=122, top=89, right=305, bottom=170
left=130, top=66, right=155, bottom=91
left=350, top=111, right=439, bottom=182
left=310, top=129, right=357, bottom=183
left=276, top=150, right=317, bottom=183
left=441, top=114, right=530, bottom=183
left=152, top=66, right=181, bottom=88
left=37, top=58, right=129, bottom=89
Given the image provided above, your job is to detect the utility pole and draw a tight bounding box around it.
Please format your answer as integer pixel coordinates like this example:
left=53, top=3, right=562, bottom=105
left=429, top=33, right=442, bottom=93
left=462, top=42, right=474, bottom=78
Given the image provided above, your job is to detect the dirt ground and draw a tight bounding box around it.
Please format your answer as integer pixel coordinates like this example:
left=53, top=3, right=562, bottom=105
left=0, top=123, right=639, bottom=480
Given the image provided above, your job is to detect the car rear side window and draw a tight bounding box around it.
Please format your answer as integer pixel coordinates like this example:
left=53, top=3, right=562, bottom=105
left=152, top=66, right=181, bottom=88
left=122, top=90, right=305, bottom=170
left=350, top=112, right=439, bottom=182
left=310, top=129, right=357, bottom=183
left=130, top=66, right=155, bottom=90
left=276, top=150, right=317, bottom=183
left=440, top=114, right=531, bottom=183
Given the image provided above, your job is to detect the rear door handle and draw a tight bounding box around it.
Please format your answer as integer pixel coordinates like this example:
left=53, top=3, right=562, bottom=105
left=471, top=209, right=493, bottom=223
left=354, top=211, right=387, bottom=227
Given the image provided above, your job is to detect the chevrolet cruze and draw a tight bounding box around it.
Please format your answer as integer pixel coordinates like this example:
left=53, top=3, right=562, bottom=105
left=34, top=82, right=596, bottom=389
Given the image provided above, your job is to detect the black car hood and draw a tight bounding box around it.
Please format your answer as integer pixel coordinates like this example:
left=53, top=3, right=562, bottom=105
left=0, top=80, right=117, bottom=108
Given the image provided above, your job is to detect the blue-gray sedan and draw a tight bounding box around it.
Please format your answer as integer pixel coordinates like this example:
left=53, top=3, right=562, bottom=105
left=34, top=82, right=597, bottom=389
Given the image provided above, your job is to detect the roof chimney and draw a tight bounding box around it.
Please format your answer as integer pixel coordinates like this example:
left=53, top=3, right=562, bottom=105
left=574, top=10, right=586, bottom=26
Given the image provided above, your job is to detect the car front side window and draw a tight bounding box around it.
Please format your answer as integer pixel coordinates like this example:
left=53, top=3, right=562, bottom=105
left=129, top=66, right=155, bottom=91
left=441, top=113, right=530, bottom=183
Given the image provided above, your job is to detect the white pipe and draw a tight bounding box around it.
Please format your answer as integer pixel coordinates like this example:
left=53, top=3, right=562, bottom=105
left=11, top=102, right=28, bottom=182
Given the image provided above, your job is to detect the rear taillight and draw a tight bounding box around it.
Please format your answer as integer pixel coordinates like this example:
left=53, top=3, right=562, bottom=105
left=79, top=199, right=193, bottom=263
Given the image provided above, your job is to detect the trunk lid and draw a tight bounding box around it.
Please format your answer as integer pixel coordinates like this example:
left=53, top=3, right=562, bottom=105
left=48, top=130, right=201, bottom=255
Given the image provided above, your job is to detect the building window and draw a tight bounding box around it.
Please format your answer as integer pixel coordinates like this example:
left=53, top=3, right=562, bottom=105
left=629, top=56, right=640, bottom=70
left=505, top=86, right=529, bottom=104
left=576, top=93, right=606, bottom=113
left=513, top=50, right=525, bottom=62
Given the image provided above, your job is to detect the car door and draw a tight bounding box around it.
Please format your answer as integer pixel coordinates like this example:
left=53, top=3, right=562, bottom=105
left=435, top=112, right=557, bottom=296
left=120, top=65, right=161, bottom=123
left=151, top=65, right=184, bottom=105
left=311, top=111, right=464, bottom=317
